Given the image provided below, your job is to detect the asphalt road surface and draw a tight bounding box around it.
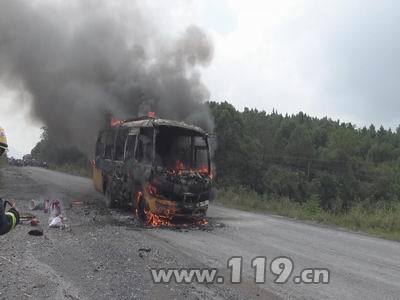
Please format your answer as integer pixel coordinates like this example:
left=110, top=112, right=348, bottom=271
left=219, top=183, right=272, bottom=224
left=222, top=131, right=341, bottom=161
left=1, top=166, right=400, bottom=299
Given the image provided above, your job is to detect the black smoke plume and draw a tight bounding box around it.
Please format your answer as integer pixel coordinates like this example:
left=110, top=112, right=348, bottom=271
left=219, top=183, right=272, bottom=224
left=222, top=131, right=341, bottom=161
left=0, top=0, right=214, bottom=153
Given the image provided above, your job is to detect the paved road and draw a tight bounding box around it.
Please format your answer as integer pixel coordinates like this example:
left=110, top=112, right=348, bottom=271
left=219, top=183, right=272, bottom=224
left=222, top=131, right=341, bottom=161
left=2, top=167, right=400, bottom=299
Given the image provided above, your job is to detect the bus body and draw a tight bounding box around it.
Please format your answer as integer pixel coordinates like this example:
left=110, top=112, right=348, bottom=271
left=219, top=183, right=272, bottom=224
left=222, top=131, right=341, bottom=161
left=93, top=116, right=212, bottom=222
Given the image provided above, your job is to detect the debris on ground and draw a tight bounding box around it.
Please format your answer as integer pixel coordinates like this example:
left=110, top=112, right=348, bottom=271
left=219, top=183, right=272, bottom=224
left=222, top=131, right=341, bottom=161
left=48, top=216, right=65, bottom=229
left=72, top=198, right=84, bottom=206
left=47, top=200, right=66, bottom=229
left=20, top=213, right=36, bottom=222
left=0, top=256, right=18, bottom=266
left=44, top=198, right=50, bottom=213
left=138, top=248, right=152, bottom=258
left=49, top=200, right=61, bottom=218
left=28, top=228, right=43, bottom=236
left=138, top=248, right=152, bottom=253
left=29, top=199, right=44, bottom=210
left=30, top=218, right=40, bottom=226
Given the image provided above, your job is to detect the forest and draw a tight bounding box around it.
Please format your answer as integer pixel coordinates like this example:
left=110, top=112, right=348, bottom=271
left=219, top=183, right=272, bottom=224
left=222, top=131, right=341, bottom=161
left=210, top=101, right=400, bottom=214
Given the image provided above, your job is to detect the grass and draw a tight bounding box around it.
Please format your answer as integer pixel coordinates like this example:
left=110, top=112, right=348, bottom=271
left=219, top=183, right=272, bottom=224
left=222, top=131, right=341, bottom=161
left=215, top=186, right=400, bottom=241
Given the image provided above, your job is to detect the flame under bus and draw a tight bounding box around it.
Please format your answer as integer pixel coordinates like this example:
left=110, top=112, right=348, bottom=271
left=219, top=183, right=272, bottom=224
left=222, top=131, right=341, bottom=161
left=93, top=116, right=212, bottom=226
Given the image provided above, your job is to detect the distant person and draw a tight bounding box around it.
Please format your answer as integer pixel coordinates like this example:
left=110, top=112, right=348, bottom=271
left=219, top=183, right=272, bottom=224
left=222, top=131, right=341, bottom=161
left=0, top=127, right=20, bottom=235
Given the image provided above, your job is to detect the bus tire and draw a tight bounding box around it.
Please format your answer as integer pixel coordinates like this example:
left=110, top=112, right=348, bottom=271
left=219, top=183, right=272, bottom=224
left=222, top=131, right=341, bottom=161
left=136, top=191, right=148, bottom=223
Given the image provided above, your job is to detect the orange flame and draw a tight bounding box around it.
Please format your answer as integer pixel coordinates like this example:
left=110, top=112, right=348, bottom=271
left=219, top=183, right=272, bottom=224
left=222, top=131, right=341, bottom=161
left=135, top=182, right=210, bottom=228
left=146, top=212, right=175, bottom=227
left=144, top=210, right=209, bottom=228
left=170, top=160, right=213, bottom=179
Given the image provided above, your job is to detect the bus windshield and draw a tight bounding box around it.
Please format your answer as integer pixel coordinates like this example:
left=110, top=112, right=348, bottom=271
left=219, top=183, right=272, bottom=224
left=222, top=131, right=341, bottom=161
left=155, top=126, right=209, bottom=173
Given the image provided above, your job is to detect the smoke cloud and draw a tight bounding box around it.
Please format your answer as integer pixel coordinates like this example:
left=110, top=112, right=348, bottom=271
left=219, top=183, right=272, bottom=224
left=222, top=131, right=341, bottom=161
left=0, top=0, right=214, bottom=153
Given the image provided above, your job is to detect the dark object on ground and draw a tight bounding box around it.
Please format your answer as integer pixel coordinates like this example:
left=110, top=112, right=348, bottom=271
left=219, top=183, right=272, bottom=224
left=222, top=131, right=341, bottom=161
left=138, top=248, right=151, bottom=253
left=28, top=229, right=43, bottom=236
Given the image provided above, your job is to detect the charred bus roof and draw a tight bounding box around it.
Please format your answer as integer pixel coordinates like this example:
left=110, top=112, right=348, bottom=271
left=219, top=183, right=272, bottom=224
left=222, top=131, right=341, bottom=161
left=116, top=116, right=207, bottom=136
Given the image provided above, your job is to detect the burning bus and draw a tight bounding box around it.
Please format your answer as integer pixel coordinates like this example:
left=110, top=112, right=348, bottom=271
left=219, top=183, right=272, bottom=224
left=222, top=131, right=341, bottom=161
left=92, top=115, right=213, bottom=225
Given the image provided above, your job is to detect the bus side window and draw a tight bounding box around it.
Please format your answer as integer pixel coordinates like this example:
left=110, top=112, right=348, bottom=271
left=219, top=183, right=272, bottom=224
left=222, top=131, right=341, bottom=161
left=104, top=130, right=116, bottom=159
left=136, top=137, right=144, bottom=162
left=115, top=128, right=129, bottom=161
left=95, top=131, right=106, bottom=158
left=136, top=128, right=154, bottom=163
left=125, top=134, right=137, bottom=161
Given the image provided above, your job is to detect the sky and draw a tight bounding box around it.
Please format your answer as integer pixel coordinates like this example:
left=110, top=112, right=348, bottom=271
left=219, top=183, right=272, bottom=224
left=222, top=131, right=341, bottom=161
left=1, top=0, right=400, bottom=157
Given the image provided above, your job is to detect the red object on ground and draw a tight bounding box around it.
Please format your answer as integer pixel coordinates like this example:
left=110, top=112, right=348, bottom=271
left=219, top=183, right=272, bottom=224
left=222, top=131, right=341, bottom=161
left=50, top=200, right=61, bottom=216
left=30, top=219, right=39, bottom=226
left=72, top=199, right=84, bottom=205
left=44, top=199, right=50, bottom=213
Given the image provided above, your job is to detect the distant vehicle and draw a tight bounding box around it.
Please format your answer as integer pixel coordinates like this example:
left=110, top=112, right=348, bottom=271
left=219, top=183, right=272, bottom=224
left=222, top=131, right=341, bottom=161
left=93, top=116, right=213, bottom=223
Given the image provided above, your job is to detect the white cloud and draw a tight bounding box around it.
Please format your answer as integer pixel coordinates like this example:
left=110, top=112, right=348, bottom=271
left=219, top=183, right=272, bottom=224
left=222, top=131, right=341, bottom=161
left=203, top=0, right=326, bottom=114
left=204, top=0, right=400, bottom=128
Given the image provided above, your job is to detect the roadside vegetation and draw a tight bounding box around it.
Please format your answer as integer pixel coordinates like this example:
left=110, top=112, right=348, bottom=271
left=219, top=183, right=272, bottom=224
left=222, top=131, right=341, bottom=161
left=216, top=186, right=400, bottom=241
left=209, top=101, right=400, bottom=241
left=31, top=127, right=92, bottom=177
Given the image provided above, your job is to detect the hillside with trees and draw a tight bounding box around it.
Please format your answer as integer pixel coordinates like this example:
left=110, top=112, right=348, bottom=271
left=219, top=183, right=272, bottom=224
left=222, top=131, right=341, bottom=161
left=31, top=127, right=90, bottom=176
left=209, top=101, right=400, bottom=215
